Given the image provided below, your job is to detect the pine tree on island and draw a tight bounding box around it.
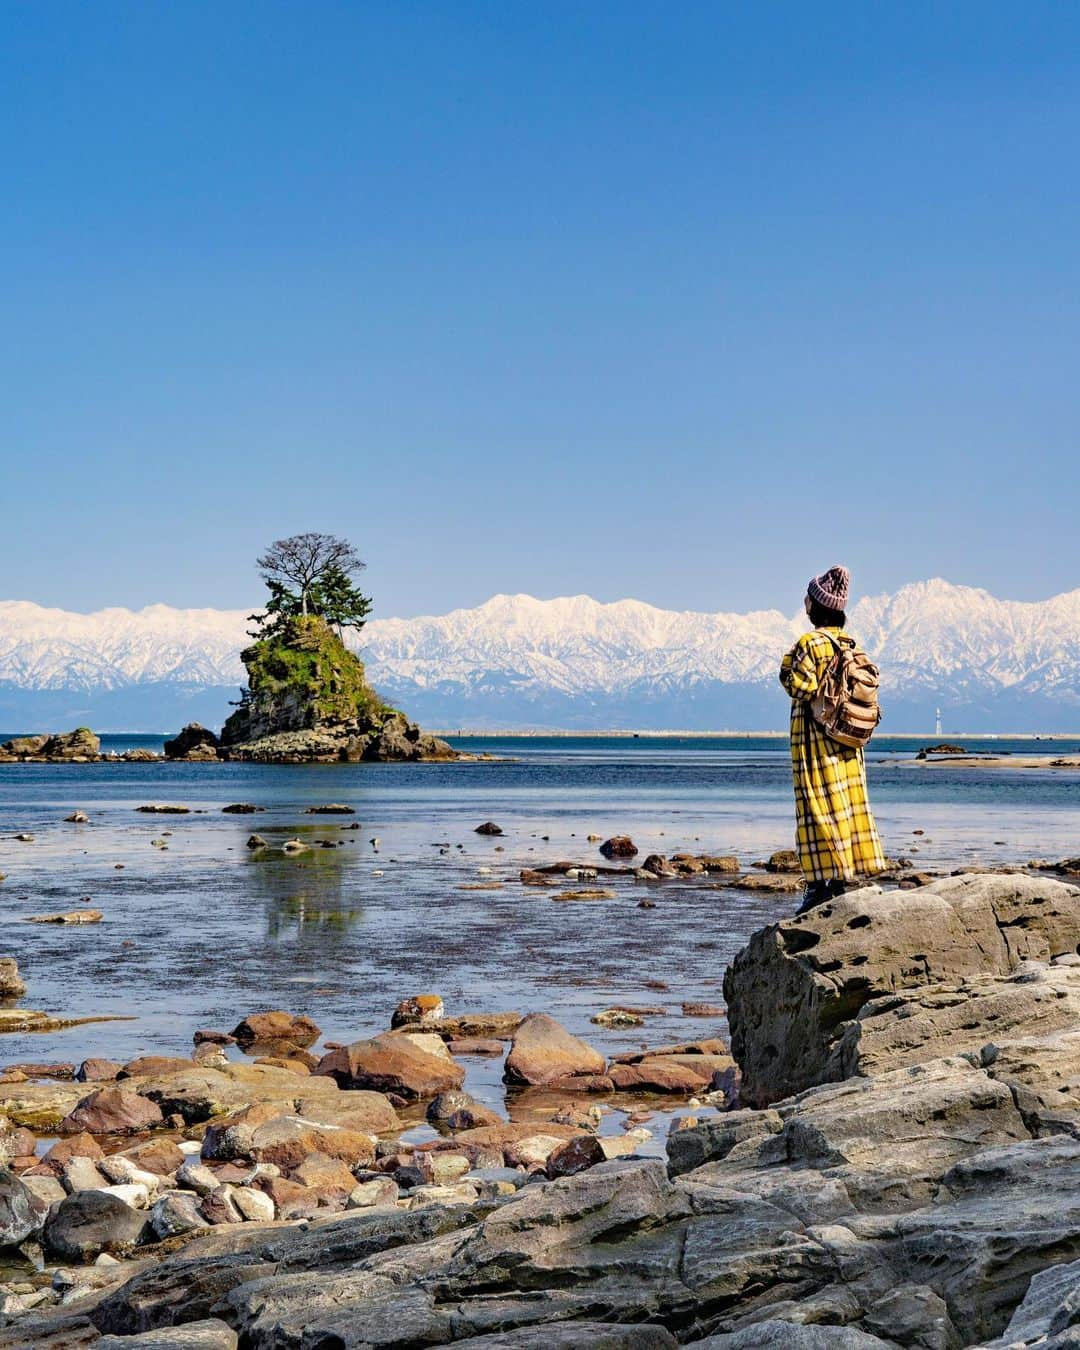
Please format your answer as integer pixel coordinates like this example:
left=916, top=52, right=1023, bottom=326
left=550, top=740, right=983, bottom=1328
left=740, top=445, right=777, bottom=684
left=167, top=534, right=459, bottom=763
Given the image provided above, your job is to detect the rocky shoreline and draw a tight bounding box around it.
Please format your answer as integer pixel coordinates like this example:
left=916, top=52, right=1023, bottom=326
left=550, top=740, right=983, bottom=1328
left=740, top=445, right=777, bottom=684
left=0, top=723, right=496, bottom=766
left=0, top=869, right=1078, bottom=1347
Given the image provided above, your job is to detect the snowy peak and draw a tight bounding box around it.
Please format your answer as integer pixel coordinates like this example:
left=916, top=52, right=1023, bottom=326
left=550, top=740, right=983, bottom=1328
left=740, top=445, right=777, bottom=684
left=0, top=581, right=1079, bottom=730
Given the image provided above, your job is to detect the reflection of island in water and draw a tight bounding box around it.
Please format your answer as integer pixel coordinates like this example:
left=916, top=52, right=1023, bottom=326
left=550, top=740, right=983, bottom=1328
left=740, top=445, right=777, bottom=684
left=245, top=839, right=365, bottom=941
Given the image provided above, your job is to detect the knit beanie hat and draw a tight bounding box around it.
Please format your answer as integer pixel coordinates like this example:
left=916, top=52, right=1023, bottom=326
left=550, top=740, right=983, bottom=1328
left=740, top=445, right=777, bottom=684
left=808, top=564, right=850, bottom=611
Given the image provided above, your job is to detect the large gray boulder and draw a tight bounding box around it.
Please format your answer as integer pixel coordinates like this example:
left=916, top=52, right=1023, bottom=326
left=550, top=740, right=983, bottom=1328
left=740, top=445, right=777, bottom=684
left=44, top=1188, right=149, bottom=1260
left=0, top=1166, right=45, bottom=1247
left=723, top=874, right=1080, bottom=1105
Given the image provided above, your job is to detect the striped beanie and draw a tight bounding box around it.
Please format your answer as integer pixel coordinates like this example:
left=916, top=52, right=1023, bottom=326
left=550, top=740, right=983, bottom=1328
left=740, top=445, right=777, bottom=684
left=808, top=564, right=850, bottom=611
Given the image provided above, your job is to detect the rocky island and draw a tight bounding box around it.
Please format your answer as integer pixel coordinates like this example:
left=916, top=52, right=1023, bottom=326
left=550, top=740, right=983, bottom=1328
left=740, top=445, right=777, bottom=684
left=3, top=870, right=1080, bottom=1348
left=213, top=614, right=458, bottom=763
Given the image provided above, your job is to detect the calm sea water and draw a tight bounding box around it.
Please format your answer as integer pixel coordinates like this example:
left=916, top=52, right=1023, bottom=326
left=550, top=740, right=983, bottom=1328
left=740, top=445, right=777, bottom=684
left=0, top=734, right=1077, bottom=1112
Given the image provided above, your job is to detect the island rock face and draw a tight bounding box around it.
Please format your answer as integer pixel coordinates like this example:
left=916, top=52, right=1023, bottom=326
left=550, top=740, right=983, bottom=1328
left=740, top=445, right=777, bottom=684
left=218, top=616, right=457, bottom=763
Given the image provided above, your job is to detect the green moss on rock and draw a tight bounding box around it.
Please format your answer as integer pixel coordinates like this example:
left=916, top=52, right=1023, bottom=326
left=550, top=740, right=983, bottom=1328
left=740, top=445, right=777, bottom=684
left=219, top=617, right=454, bottom=762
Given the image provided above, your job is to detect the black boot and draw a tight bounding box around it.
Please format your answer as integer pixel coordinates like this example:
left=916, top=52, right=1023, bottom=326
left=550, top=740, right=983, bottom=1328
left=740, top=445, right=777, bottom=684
left=797, top=881, right=830, bottom=915
left=827, top=879, right=847, bottom=899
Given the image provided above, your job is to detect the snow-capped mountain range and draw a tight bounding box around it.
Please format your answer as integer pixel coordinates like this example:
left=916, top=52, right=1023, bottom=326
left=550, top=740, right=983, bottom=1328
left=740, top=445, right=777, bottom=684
left=1, top=580, right=1079, bottom=732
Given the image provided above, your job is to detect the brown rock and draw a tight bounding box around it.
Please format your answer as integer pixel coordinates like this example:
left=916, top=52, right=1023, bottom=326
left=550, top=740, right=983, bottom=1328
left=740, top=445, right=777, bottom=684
left=255, top=1174, right=326, bottom=1220
left=390, top=995, right=445, bottom=1028
left=199, top=1185, right=243, bottom=1224
left=58, top=1086, right=164, bottom=1135
left=315, top=1033, right=464, bottom=1099
left=119, top=1056, right=197, bottom=1078
left=0, top=958, right=26, bottom=998
left=546, top=1134, right=634, bottom=1177
left=608, top=1060, right=711, bottom=1093
left=446, top=1037, right=505, bottom=1056
left=426, top=1090, right=502, bottom=1131
left=504, top=1013, right=606, bottom=1087
left=76, top=1058, right=122, bottom=1082
left=474, top=821, right=503, bottom=835
left=117, top=1137, right=185, bottom=1176
left=702, top=855, right=740, bottom=873
left=599, top=836, right=638, bottom=859
left=291, top=1151, right=357, bottom=1192
left=247, top=1114, right=376, bottom=1170
left=765, top=849, right=800, bottom=872
left=231, top=1010, right=320, bottom=1048
left=33, top=1132, right=104, bottom=1174
left=545, top=1073, right=615, bottom=1093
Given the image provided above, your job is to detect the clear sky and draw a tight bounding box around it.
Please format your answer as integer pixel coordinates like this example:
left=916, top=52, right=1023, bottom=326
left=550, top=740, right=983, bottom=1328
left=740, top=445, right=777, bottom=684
left=3, top=2, right=1078, bottom=618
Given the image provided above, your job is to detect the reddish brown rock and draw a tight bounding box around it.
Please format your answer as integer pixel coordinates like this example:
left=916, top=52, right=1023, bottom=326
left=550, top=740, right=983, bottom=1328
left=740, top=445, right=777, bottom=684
left=291, top=1151, right=357, bottom=1192
left=200, top=1185, right=243, bottom=1225
left=545, top=1073, right=615, bottom=1093
left=599, top=836, right=638, bottom=859
left=446, top=1038, right=505, bottom=1057
left=546, top=1134, right=618, bottom=1177
left=503, top=1013, right=606, bottom=1087
left=118, top=1138, right=186, bottom=1176
left=58, top=1085, right=164, bottom=1135
left=253, top=1056, right=312, bottom=1074
left=76, top=1058, right=122, bottom=1083
left=26, top=1132, right=105, bottom=1176
left=119, top=1056, right=197, bottom=1079
left=608, top=1061, right=710, bottom=1093
left=255, top=1174, right=337, bottom=1220
left=315, top=1034, right=464, bottom=1100
left=231, top=1010, right=321, bottom=1048
left=426, top=1091, right=502, bottom=1131
left=247, top=1114, right=376, bottom=1170
left=390, top=995, right=445, bottom=1028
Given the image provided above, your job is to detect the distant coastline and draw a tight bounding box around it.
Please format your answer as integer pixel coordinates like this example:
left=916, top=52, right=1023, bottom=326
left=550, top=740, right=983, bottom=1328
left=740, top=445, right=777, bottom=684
left=432, top=729, right=1079, bottom=740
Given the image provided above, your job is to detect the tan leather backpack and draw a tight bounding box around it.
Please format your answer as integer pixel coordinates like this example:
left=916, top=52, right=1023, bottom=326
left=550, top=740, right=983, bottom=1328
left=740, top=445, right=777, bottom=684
left=811, top=633, right=882, bottom=748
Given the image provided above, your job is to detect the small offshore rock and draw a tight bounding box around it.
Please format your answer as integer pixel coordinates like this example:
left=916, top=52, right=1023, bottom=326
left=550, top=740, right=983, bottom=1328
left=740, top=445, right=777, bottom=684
left=64, top=811, right=90, bottom=824
left=136, top=804, right=191, bottom=814
left=591, top=1008, right=645, bottom=1027
left=231, top=1010, right=320, bottom=1048
left=27, top=909, right=103, bottom=924
left=474, top=821, right=504, bottom=835
left=599, top=836, right=638, bottom=859
left=246, top=833, right=268, bottom=849
left=306, top=803, right=356, bottom=814
left=0, top=958, right=27, bottom=998
left=222, top=803, right=264, bottom=814
left=390, top=994, right=445, bottom=1028
left=164, top=723, right=221, bottom=761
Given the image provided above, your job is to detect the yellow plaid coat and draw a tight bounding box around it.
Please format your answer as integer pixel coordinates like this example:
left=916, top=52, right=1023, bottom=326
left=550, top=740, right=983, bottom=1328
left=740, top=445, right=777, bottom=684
left=779, top=628, right=885, bottom=882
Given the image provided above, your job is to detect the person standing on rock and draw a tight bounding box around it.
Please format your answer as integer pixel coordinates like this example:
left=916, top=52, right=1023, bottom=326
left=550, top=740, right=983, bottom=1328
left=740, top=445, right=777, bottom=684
left=779, top=565, right=885, bottom=914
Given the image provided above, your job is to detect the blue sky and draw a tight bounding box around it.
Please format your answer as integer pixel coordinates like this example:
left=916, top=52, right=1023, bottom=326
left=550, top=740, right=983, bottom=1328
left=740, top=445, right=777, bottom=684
left=2, top=2, right=1078, bottom=618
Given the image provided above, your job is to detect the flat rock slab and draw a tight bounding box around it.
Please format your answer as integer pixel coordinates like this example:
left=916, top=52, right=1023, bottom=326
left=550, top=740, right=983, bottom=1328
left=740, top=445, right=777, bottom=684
left=27, top=909, right=103, bottom=924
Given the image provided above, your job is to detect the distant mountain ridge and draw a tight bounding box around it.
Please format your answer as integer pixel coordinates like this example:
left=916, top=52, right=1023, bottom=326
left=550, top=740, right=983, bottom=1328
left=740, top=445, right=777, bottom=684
left=1, top=580, right=1079, bottom=732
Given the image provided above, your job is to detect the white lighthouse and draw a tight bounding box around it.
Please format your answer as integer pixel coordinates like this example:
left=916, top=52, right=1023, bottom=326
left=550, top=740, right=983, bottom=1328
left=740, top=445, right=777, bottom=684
left=935, top=707, right=942, bottom=736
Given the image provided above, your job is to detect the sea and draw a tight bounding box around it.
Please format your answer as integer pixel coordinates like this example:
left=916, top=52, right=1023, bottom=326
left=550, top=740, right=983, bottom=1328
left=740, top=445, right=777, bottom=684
left=0, top=733, right=1077, bottom=1139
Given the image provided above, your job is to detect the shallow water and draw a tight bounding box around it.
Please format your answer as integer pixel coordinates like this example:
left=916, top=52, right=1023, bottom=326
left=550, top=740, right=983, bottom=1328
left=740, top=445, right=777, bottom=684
left=0, top=735, right=1076, bottom=1095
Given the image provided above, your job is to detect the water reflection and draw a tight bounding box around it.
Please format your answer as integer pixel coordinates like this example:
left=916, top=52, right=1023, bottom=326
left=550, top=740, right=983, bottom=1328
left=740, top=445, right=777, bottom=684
left=245, top=840, right=366, bottom=941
